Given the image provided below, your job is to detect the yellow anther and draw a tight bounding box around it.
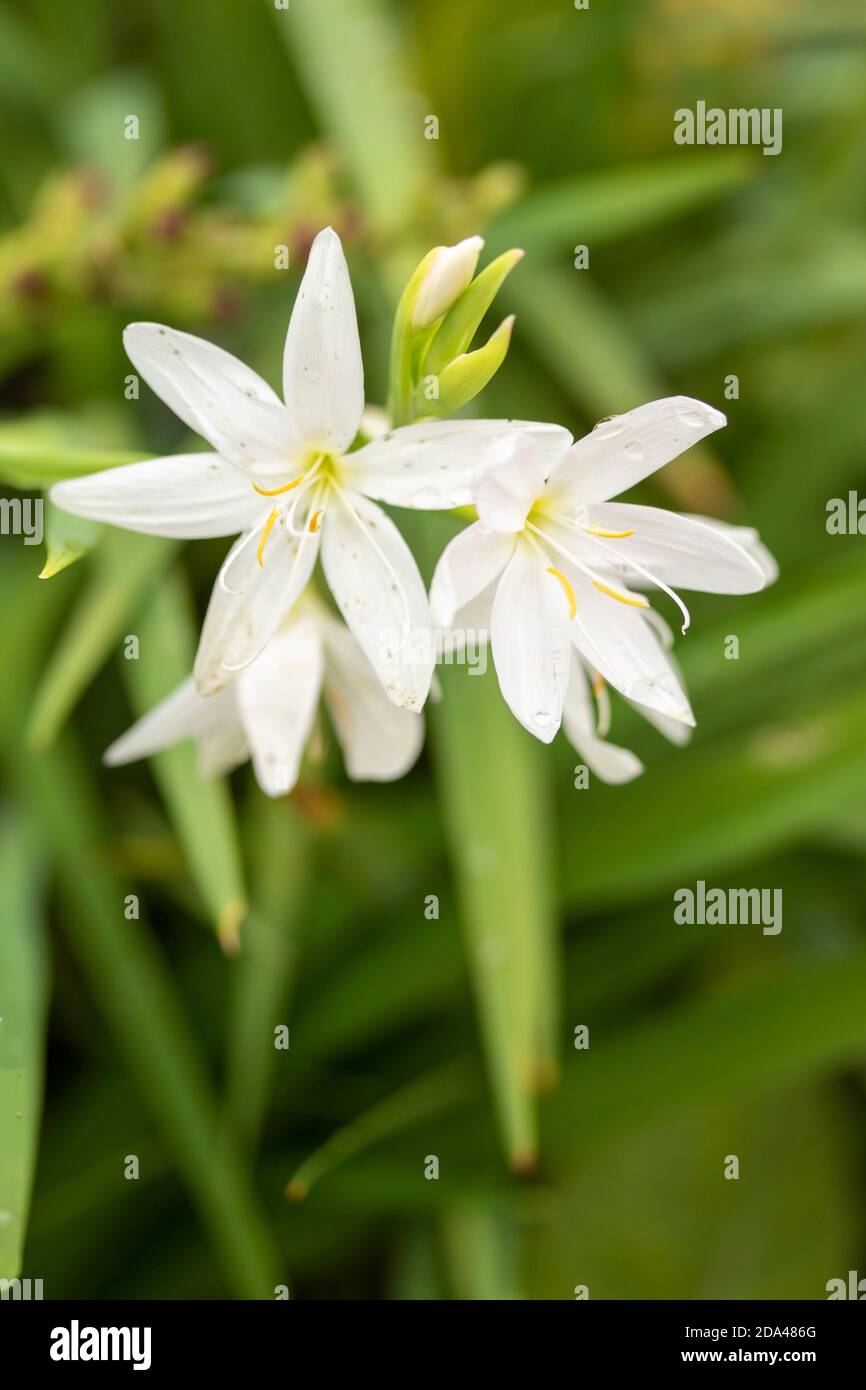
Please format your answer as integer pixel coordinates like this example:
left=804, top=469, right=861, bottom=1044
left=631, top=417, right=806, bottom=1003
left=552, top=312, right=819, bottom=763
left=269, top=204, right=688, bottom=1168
left=257, top=508, right=280, bottom=566
left=308, top=509, right=323, bottom=534
left=546, top=567, right=577, bottom=619
left=592, top=579, right=649, bottom=609
left=253, top=474, right=306, bottom=497
left=584, top=526, right=635, bottom=539
left=590, top=670, right=605, bottom=697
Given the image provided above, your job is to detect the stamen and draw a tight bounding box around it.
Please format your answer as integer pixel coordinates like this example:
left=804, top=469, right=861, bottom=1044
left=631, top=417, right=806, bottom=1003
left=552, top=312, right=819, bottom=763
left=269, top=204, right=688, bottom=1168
left=257, top=507, right=280, bottom=567
left=584, top=526, right=635, bottom=539
left=218, top=523, right=263, bottom=595
left=546, top=567, right=576, bottom=618
left=253, top=475, right=306, bottom=497
left=581, top=531, right=692, bottom=634
left=590, top=670, right=605, bottom=697
left=308, top=509, right=323, bottom=534
left=592, top=579, right=649, bottom=609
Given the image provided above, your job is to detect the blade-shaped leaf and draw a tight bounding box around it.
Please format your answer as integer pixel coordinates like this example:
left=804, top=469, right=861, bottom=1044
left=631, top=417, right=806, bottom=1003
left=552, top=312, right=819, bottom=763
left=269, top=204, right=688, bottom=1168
left=28, top=530, right=177, bottom=750
left=122, top=569, right=247, bottom=948
left=0, top=818, right=47, bottom=1280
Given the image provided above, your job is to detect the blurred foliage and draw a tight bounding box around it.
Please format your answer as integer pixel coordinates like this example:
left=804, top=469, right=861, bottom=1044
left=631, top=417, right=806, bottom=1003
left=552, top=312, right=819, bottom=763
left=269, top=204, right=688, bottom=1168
left=1, top=0, right=866, bottom=1300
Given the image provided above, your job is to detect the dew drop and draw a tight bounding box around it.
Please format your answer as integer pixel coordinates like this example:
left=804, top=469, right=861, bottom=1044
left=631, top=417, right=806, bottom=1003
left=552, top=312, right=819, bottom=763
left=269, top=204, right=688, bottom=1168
left=676, top=406, right=707, bottom=429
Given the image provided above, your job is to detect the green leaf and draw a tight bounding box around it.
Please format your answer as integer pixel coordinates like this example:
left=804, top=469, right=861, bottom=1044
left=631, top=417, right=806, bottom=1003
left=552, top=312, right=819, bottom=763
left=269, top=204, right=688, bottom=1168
left=564, top=685, right=866, bottom=910
left=529, top=1088, right=853, bottom=1299
left=122, top=569, right=247, bottom=948
left=276, top=0, right=429, bottom=243
left=425, top=315, right=514, bottom=414
left=28, top=530, right=177, bottom=750
left=431, top=662, right=558, bottom=1170
left=286, top=1060, right=477, bottom=1201
left=507, top=264, right=732, bottom=510
left=441, top=1201, right=522, bottom=1300
left=486, top=156, right=755, bottom=258
left=39, top=498, right=101, bottom=579
left=547, top=952, right=866, bottom=1160
left=225, top=794, right=311, bottom=1154
left=61, top=70, right=165, bottom=187
left=0, top=818, right=47, bottom=1280
left=3, top=730, right=279, bottom=1298
left=0, top=433, right=144, bottom=488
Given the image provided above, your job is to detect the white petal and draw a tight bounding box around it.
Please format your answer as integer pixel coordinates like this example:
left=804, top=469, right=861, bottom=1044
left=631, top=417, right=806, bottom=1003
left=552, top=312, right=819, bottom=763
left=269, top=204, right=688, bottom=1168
left=124, top=323, right=300, bottom=478
left=412, top=236, right=484, bottom=327
left=104, top=677, right=236, bottom=765
left=634, top=700, right=693, bottom=746
left=429, top=521, right=514, bottom=626
left=490, top=540, right=571, bottom=743
left=547, top=396, right=725, bottom=505
left=474, top=432, right=550, bottom=532
left=568, top=576, right=695, bottom=726
left=198, top=724, right=251, bottom=778
left=194, top=519, right=320, bottom=695
left=320, top=490, right=433, bottom=712
left=579, top=503, right=767, bottom=593
left=685, top=515, right=779, bottom=586
left=282, top=227, right=364, bottom=454
left=319, top=612, right=424, bottom=780
left=346, top=419, right=571, bottom=510
left=236, top=618, right=324, bottom=797
left=51, top=454, right=267, bottom=539
left=563, top=660, right=643, bottom=784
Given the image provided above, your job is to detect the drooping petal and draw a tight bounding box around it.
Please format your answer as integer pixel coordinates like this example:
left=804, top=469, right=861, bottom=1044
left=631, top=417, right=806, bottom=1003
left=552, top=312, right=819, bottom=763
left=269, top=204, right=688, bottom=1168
left=429, top=521, right=514, bottom=626
left=104, top=677, right=237, bottom=765
left=685, top=515, right=779, bottom=586
left=51, top=454, right=268, bottom=539
left=490, top=540, right=571, bottom=743
left=568, top=576, right=695, bottom=726
left=563, top=658, right=643, bottom=784
left=282, top=227, right=364, bottom=454
left=235, top=618, right=324, bottom=797
left=578, top=503, right=768, bottom=593
left=346, top=419, right=571, bottom=510
left=546, top=396, right=725, bottom=506
left=473, top=432, right=550, bottom=532
left=194, top=518, right=320, bottom=695
left=319, top=611, right=424, bottom=781
left=124, top=323, right=300, bottom=478
left=633, top=700, right=693, bottom=747
left=320, top=490, right=434, bottom=712
left=198, top=724, right=251, bottom=779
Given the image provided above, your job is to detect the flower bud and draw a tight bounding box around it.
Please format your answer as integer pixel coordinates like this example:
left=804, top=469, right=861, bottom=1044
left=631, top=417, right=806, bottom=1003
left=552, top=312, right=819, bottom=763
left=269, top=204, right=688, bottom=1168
left=411, top=236, right=484, bottom=328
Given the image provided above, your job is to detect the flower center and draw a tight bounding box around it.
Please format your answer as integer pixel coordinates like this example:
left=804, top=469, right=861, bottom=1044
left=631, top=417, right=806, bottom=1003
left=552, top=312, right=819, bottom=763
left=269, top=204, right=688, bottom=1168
left=252, top=451, right=342, bottom=565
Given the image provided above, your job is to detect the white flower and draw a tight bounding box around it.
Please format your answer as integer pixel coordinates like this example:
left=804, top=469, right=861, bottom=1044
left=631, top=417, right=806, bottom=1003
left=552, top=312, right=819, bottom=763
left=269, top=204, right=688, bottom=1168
left=104, top=595, right=423, bottom=798
left=430, top=396, right=776, bottom=743
left=442, top=587, right=690, bottom=784
left=51, top=227, right=568, bottom=711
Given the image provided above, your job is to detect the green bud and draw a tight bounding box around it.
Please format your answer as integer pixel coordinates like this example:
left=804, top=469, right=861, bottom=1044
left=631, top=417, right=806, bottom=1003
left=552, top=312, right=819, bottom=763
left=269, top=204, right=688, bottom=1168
left=423, top=247, right=523, bottom=376
left=419, top=315, right=515, bottom=415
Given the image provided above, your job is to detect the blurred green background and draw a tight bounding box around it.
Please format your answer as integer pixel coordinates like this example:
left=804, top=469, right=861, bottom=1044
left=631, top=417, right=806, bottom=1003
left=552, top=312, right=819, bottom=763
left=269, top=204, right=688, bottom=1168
left=2, top=0, right=866, bottom=1300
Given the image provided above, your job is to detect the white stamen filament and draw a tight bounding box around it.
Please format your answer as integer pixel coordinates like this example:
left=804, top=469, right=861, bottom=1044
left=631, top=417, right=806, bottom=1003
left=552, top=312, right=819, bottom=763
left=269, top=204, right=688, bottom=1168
left=580, top=530, right=691, bottom=634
